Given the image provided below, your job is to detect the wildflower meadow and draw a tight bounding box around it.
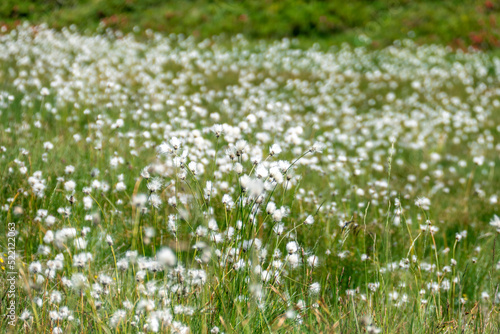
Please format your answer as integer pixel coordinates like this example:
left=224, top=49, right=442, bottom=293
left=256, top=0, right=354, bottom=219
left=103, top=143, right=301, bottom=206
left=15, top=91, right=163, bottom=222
left=1, top=24, right=499, bottom=333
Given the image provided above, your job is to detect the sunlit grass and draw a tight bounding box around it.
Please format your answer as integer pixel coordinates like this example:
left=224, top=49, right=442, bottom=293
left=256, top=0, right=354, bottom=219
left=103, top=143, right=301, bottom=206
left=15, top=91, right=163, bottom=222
left=0, top=25, right=499, bottom=333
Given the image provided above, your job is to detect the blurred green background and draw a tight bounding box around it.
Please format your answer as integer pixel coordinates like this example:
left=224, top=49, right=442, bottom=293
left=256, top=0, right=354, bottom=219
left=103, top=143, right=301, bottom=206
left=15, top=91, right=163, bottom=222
left=1, top=0, right=499, bottom=49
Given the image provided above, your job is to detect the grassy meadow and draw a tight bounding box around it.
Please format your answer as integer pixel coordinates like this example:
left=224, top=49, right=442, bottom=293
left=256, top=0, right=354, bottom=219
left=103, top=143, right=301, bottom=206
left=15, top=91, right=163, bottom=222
left=0, top=20, right=500, bottom=334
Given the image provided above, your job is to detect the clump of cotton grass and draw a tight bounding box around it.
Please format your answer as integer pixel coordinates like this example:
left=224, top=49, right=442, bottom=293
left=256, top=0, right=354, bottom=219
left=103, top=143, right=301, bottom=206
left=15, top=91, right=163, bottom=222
left=415, top=196, right=431, bottom=210
left=490, top=215, right=500, bottom=233
left=156, top=247, right=176, bottom=267
left=132, top=194, right=148, bottom=208
left=109, top=309, right=127, bottom=328
left=70, top=273, right=88, bottom=292
left=309, top=282, right=321, bottom=295
left=147, top=177, right=163, bottom=193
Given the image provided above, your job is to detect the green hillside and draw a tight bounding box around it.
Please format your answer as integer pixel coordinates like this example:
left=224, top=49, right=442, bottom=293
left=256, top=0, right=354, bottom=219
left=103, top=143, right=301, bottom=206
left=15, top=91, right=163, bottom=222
left=1, top=0, right=500, bottom=49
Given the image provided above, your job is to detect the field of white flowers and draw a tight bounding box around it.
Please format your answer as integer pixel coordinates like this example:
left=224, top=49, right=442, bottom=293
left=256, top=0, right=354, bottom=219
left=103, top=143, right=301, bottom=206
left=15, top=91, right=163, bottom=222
left=1, top=24, right=499, bottom=333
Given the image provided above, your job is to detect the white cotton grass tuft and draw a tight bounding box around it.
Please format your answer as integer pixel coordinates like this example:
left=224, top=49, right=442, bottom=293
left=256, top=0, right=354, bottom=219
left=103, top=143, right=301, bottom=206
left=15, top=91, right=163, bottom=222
left=309, top=282, right=321, bottom=295
left=415, top=197, right=431, bottom=210
left=269, top=144, right=282, bottom=156
left=307, top=255, right=319, bottom=268
left=132, top=194, right=148, bottom=207
left=64, top=180, right=76, bottom=193
left=304, top=215, right=314, bottom=225
left=255, top=164, right=268, bottom=179
left=109, top=310, right=127, bottom=328
left=149, top=194, right=162, bottom=209
left=156, top=247, right=176, bottom=267
left=286, top=241, right=298, bottom=254
left=489, top=215, right=500, bottom=233
left=5, top=25, right=500, bottom=332
left=309, top=142, right=326, bottom=153
left=147, top=177, right=163, bottom=192
left=71, top=273, right=88, bottom=292
left=247, top=178, right=264, bottom=197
